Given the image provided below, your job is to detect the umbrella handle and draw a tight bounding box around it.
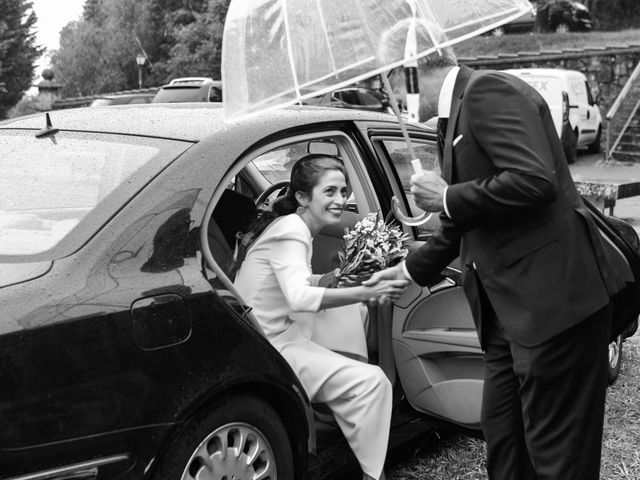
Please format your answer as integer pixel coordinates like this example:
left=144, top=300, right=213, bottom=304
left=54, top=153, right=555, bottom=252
left=390, top=196, right=433, bottom=227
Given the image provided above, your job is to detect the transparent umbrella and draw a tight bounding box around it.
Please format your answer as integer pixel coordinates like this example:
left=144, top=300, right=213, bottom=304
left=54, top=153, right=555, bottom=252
left=222, top=0, right=532, bottom=121
left=221, top=0, right=532, bottom=223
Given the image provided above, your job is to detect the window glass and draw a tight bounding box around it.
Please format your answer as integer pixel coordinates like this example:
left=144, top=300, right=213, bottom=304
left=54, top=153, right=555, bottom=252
left=0, top=130, right=189, bottom=256
left=570, top=79, right=588, bottom=104
left=380, top=139, right=442, bottom=236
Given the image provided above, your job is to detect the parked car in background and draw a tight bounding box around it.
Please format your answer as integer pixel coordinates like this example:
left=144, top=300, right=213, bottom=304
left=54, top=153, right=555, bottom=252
left=538, top=0, right=593, bottom=33
left=89, top=92, right=156, bottom=106
left=152, top=77, right=222, bottom=103
left=503, top=68, right=602, bottom=163
left=487, top=3, right=536, bottom=36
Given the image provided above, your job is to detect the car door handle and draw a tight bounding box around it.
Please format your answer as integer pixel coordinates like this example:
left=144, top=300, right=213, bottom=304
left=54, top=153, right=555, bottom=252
left=587, top=110, right=590, bottom=119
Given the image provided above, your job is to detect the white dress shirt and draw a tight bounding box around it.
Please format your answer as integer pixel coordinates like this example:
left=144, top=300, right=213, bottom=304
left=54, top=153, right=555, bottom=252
left=401, top=66, right=459, bottom=282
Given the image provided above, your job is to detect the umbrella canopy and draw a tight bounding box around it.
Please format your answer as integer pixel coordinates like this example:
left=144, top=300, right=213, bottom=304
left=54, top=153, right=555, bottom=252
left=222, top=0, right=533, bottom=121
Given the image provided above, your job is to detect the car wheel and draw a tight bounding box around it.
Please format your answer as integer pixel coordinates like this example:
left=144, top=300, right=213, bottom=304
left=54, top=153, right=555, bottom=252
left=555, top=22, right=570, bottom=33
left=491, top=26, right=506, bottom=37
left=153, top=395, right=295, bottom=480
left=608, top=335, right=623, bottom=385
left=587, top=125, right=602, bottom=154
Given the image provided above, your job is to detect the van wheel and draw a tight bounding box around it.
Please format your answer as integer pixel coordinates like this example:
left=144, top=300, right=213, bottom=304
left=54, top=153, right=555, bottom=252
left=153, top=395, right=294, bottom=480
left=588, top=125, right=602, bottom=154
left=555, top=22, right=570, bottom=33
left=608, top=335, right=623, bottom=385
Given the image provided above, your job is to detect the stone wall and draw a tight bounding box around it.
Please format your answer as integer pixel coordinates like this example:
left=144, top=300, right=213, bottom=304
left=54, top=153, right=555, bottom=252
left=459, top=44, right=640, bottom=116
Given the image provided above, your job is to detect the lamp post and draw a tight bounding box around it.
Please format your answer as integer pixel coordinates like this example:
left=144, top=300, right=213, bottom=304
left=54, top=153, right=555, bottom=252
left=136, top=54, right=146, bottom=89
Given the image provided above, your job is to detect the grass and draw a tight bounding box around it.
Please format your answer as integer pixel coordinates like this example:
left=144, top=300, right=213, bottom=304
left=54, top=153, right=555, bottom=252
left=387, top=331, right=640, bottom=479
left=453, top=29, right=640, bottom=59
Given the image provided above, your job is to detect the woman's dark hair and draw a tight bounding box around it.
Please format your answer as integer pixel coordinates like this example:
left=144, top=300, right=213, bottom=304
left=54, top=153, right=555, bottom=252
left=271, top=154, right=348, bottom=215
left=228, top=154, right=347, bottom=278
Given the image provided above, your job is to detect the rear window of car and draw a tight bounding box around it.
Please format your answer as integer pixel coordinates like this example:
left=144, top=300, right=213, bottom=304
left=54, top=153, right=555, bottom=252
left=0, top=130, right=190, bottom=258
left=153, top=87, right=206, bottom=103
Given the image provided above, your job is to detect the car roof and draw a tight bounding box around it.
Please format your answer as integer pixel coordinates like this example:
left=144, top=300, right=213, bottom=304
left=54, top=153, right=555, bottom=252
left=0, top=103, right=406, bottom=143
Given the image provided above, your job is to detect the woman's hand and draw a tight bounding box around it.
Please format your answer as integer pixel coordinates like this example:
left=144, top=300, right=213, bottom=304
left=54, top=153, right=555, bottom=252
left=363, top=278, right=409, bottom=305
left=318, top=268, right=340, bottom=288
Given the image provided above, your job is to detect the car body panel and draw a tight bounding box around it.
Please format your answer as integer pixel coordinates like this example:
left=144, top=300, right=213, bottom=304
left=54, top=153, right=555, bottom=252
left=2, top=102, right=632, bottom=478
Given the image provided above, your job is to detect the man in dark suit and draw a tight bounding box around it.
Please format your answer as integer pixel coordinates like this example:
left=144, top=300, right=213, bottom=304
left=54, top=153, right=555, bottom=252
left=366, top=24, right=626, bottom=480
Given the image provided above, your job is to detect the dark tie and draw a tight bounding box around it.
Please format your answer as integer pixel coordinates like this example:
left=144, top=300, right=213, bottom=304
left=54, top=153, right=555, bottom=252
left=437, top=117, right=448, bottom=156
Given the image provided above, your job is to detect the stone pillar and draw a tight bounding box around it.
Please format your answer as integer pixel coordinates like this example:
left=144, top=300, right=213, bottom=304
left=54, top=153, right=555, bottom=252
left=36, top=69, right=63, bottom=110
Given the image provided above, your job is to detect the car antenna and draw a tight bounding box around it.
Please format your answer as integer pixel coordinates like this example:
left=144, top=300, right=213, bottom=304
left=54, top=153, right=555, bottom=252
left=35, top=112, right=60, bottom=138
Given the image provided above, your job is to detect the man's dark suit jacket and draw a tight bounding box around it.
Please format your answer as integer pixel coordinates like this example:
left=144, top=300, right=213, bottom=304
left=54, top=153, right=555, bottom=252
left=405, top=65, right=626, bottom=347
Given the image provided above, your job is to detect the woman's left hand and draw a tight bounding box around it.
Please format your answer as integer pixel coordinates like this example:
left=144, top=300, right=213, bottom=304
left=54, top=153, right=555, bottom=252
left=318, top=268, right=340, bottom=288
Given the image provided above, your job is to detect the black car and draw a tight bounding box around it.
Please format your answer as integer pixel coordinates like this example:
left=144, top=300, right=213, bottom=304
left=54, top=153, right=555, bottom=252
left=0, top=103, right=637, bottom=480
left=538, top=0, right=593, bottom=33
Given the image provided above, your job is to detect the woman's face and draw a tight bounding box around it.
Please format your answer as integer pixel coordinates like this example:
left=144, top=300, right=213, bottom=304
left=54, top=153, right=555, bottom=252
left=298, top=169, right=348, bottom=235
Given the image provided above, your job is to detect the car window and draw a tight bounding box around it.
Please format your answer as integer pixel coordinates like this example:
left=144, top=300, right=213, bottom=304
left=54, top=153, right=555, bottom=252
left=570, top=79, right=588, bottom=104
left=205, top=133, right=377, bottom=281
left=209, top=87, right=222, bottom=102
left=357, top=91, right=382, bottom=106
left=153, top=87, right=204, bottom=103
left=377, top=138, right=442, bottom=237
left=0, top=130, right=190, bottom=258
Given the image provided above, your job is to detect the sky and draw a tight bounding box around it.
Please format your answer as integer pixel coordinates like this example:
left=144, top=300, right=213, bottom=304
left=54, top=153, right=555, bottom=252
left=31, top=0, right=86, bottom=75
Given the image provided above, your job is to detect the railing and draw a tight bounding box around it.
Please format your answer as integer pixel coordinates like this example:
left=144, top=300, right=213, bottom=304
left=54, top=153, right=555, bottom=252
left=605, top=60, right=640, bottom=160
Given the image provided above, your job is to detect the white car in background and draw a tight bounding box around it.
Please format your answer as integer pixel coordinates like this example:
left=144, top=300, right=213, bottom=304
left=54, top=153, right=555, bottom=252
left=503, top=68, right=603, bottom=162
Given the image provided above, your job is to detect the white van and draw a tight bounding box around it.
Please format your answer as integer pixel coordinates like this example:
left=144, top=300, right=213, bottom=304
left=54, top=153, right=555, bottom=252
left=503, top=68, right=602, bottom=162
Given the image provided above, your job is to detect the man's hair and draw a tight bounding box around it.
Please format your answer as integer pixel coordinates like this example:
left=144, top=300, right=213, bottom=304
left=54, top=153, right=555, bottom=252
left=379, top=18, right=458, bottom=74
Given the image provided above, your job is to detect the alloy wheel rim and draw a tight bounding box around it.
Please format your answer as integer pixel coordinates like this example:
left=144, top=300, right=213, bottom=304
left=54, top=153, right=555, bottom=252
left=181, top=422, right=277, bottom=480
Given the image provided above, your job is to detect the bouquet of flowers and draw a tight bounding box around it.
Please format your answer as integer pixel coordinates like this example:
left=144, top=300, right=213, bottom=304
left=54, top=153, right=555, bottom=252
left=334, top=212, right=409, bottom=287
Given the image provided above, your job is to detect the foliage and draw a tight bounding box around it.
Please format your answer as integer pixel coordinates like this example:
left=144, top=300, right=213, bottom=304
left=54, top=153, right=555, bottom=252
left=6, top=93, right=48, bottom=118
left=49, top=0, right=230, bottom=97
left=584, top=0, right=640, bottom=31
left=0, top=0, right=43, bottom=119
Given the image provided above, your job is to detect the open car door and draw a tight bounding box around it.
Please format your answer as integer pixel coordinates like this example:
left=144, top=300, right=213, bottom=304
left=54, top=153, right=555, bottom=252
left=367, top=128, right=484, bottom=429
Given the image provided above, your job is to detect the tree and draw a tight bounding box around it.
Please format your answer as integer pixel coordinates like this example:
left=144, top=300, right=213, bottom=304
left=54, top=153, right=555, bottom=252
left=0, top=0, right=43, bottom=119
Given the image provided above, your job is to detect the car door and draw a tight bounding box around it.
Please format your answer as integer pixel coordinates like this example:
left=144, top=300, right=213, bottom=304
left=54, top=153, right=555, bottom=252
left=569, top=76, right=598, bottom=146
left=361, top=125, right=484, bottom=429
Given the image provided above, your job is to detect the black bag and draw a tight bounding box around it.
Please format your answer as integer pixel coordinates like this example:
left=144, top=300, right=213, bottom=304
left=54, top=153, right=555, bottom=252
left=582, top=197, right=640, bottom=341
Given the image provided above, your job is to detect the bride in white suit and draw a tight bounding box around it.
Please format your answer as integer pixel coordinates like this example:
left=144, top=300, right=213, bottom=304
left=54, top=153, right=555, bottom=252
left=233, top=154, right=408, bottom=480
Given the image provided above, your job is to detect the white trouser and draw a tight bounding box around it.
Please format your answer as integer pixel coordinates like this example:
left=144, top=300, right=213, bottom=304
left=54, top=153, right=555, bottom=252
left=271, top=324, right=392, bottom=479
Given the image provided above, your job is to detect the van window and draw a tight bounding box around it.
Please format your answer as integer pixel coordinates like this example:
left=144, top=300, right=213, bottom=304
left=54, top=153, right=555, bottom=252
left=570, top=79, right=588, bottom=104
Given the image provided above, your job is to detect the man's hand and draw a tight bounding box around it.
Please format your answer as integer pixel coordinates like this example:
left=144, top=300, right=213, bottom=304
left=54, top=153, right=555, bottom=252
left=362, top=264, right=406, bottom=286
left=410, top=170, right=448, bottom=212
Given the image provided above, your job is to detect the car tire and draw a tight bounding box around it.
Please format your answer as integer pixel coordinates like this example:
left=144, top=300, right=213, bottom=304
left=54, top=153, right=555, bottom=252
left=152, top=395, right=295, bottom=480
left=491, top=26, right=506, bottom=37
left=555, top=22, right=570, bottom=33
left=608, top=335, right=623, bottom=385
left=587, top=125, right=602, bottom=154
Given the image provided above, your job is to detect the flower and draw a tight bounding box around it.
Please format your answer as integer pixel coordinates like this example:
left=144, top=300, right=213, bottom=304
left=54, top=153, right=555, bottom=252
left=334, top=212, right=410, bottom=287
